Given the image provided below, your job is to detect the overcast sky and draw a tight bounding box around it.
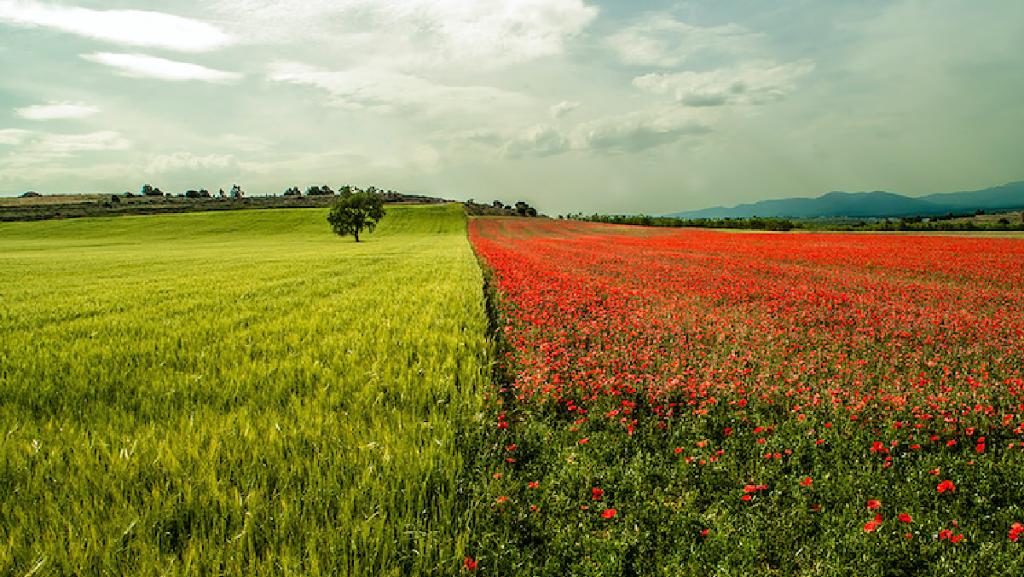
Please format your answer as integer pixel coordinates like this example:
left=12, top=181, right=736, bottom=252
left=1, top=0, right=1022, bottom=214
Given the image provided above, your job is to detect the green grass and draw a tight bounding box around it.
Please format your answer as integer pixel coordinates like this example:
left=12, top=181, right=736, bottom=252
left=0, top=204, right=491, bottom=576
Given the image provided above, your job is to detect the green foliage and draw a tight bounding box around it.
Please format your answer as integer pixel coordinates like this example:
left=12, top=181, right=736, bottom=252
left=583, top=214, right=799, bottom=231
left=327, top=192, right=386, bottom=242
left=0, top=205, right=491, bottom=576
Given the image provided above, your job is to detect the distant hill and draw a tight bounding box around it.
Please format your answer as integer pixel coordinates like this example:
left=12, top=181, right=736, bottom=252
left=668, top=181, right=1024, bottom=219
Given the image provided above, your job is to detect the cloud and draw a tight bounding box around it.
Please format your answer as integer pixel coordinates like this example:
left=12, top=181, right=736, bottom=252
left=634, top=60, right=815, bottom=107
left=503, top=125, right=570, bottom=158
left=82, top=53, right=242, bottom=83
left=0, top=130, right=131, bottom=169
left=608, top=14, right=761, bottom=68
left=15, top=102, right=99, bottom=120
left=219, top=134, right=272, bottom=152
left=0, top=128, right=31, bottom=144
left=573, top=111, right=711, bottom=154
left=267, top=61, right=528, bottom=118
left=36, top=130, right=131, bottom=153
left=0, top=0, right=233, bottom=52
left=550, top=100, right=580, bottom=119
left=145, top=152, right=238, bottom=175
left=215, top=0, right=597, bottom=69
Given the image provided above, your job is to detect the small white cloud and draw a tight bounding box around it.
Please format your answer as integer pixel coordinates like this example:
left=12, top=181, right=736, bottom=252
left=219, top=134, right=272, bottom=152
left=572, top=110, right=711, bottom=154
left=15, top=102, right=99, bottom=121
left=145, top=152, right=238, bottom=175
left=267, top=61, right=527, bottom=118
left=82, top=53, right=242, bottom=83
left=0, top=128, right=31, bottom=144
left=37, top=130, right=131, bottom=153
left=0, top=130, right=131, bottom=167
left=608, top=14, right=760, bottom=68
left=0, top=0, right=233, bottom=52
left=550, top=101, right=580, bottom=119
left=215, top=0, right=597, bottom=69
left=503, top=125, right=570, bottom=158
left=634, top=60, right=815, bottom=107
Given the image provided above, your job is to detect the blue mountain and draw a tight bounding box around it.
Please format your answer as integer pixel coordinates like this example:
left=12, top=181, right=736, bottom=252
left=668, top=181, right=1024, bottom=219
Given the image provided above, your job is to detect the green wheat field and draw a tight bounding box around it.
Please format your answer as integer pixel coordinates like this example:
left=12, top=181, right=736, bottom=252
left=0, top=205, right=491, bottom=575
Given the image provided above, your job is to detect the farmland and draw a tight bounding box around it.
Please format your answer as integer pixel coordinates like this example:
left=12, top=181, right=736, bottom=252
left=3, top=207, right=1024, bottom=576
left=468, top=219, right=1024, bottom=576
left=0, top=205, right=490, bottom=576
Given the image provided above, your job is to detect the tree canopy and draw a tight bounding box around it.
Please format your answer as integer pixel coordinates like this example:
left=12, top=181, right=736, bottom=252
left=327, top=191, right=386, bottom=242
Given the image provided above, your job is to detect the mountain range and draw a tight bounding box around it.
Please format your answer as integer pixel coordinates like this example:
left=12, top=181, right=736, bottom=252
left=668, top=181, right=1024, bottom=219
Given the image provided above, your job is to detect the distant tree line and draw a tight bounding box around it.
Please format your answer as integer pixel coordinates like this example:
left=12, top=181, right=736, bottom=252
left=574, top=210, right=1024, bottom=232
left=129, top=184, right=244, bottom=200
left=834, top=213, right=1024, bottom=232
left=576, top=213, right=799, bottom=231
left=464, top=199, right=539, bottom=217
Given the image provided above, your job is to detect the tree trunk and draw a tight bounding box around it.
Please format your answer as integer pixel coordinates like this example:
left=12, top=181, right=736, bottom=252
left=354, top=230, right=360, bottom=242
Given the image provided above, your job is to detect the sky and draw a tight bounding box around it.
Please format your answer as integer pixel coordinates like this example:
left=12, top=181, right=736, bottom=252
left=1, top=0, right=1022, bottom=215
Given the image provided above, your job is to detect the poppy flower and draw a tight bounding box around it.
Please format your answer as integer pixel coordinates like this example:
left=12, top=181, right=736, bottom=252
left=1009, top=522, right=1023, bottom=542
left=898, top=513, right=913, bottom=523
left=601, top=508, right=617, bottom=519
left=864, top=514, right=883, bottom=532
left=463, top=557, right=478, bottom=572
left=591, top=487, right=604, bottom=500
left=800, top=476, right=813, bottom=487
left=867, top=500, right=881, bottom=510
left=528, top=481, right=539, bottom=489
left=937, top=480, right=956, bottom=493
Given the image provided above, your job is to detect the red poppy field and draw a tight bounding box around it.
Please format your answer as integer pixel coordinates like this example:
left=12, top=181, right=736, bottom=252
left=466, top=218, right=1024, bottom=576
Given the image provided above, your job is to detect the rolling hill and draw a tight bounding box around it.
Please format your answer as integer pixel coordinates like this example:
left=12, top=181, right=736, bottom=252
left=669, top=181, right=1024, bottom=219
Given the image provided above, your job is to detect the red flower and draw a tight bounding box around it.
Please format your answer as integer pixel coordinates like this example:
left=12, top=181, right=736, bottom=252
left=799, top=476, right=813, bottom=487
left=463, top=556, right=478, bottom=572
left=700, top=529, right=710, bottom=537
left=591, top=487, right=604, bottom=500
left=743, top=484, right=758, bottom=493
left=601, top=508, right=617, bottom=519
left=867, top=499, right=881, bottom=510
left=496, top=495, right=509, bottom=504
left=898, top=513, right=913, bottom=523
left=864, top=514, right=883, bottom=532
left=528, top=481, right=539, bottom=489
left=936, top=480, right=956, bottom=493
left=741, top=495, right=752, bottom=502
left=1009, top=522, right=1023, bottom=542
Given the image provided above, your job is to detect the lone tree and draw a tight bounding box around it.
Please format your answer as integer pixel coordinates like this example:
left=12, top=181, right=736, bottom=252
left=327, top=191, right=385, bottom=242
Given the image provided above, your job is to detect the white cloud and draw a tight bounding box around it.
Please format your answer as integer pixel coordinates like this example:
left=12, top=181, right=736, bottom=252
left=0, top=130, right=131, bottom=168
left=502, top=109, right=711, bottom=158
left=267, top=61, right=528, bottom=118
left=219, top=134, right=273, bottom=152
left=503, top=125, right=570, bottom=158
left=0, top=128, right=31, bottom=144
left=145, top=152, right=238, bottom=175
left=15, top=102, right=99, bottom=120
left=82, top=53, right=242, bottom=83
left=550, top=100, right=580, bottom=119
left=608, top=14, right=761, bottom=68
left=0, top=0, right=233, bottom=52
left=216, top=0, right=597, bottom=69
left=634, top=60, right=815, bottom=107
left=572, top=110, right=711, bottom=154
left=37, top=130, right=131, bottom=153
